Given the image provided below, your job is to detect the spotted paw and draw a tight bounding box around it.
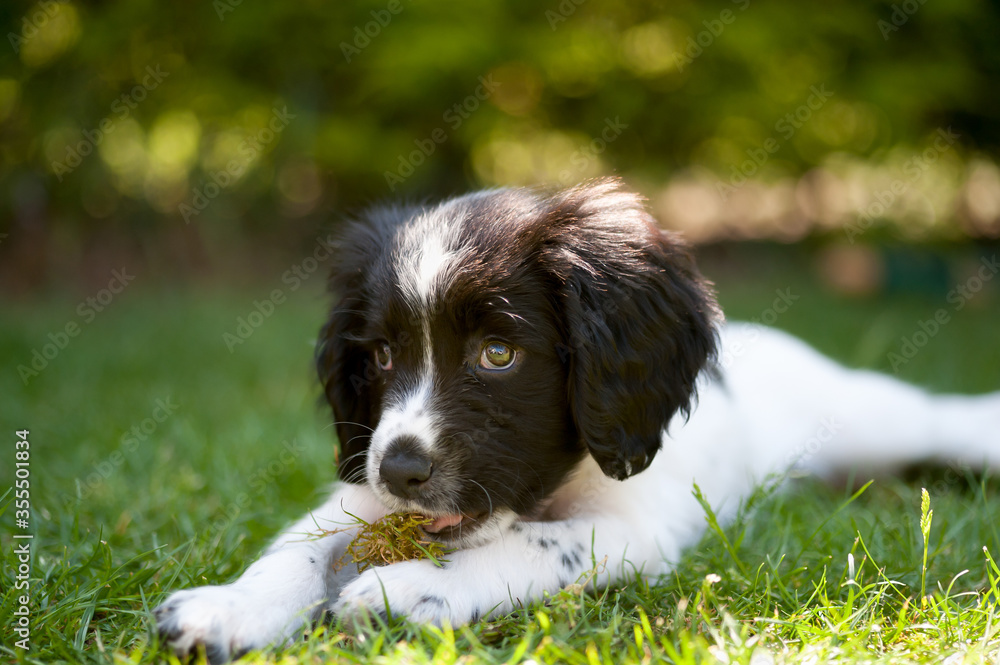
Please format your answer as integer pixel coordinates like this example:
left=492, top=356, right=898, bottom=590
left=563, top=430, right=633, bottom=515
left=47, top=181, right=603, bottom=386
left=333, top=558, right=495, bottom=628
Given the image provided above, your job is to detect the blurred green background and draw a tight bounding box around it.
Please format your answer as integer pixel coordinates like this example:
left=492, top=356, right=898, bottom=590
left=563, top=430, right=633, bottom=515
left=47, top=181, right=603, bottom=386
left=2, top=0, right=1000, bottom=295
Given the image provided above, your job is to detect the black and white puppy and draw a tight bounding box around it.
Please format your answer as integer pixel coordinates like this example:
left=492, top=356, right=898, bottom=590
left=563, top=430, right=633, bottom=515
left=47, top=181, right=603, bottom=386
left=155, top=179, right=1000, bottom=661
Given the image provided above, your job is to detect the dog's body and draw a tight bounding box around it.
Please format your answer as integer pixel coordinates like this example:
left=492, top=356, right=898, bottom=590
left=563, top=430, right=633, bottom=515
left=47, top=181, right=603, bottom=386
left=156, top=181, right=999, bottom=661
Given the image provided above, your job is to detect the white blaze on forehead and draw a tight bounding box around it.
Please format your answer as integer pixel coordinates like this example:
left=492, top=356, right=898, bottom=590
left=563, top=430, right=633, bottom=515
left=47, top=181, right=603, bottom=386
left=414, top=234, right=454, bottom=304
left=395, top=205, right=468, bottom=373
left=394, top=188, right=508, bottom=310
left=396, top=210, right=465, bottom=307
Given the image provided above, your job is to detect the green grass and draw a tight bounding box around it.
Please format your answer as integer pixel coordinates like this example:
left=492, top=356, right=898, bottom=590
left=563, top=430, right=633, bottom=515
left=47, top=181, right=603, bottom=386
left=2, top=253, right=999, bottom=664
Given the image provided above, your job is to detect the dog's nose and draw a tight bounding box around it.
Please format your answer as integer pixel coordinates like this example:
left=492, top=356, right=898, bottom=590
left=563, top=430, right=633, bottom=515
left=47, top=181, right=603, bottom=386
left=379, top=444, right=433, bottom=499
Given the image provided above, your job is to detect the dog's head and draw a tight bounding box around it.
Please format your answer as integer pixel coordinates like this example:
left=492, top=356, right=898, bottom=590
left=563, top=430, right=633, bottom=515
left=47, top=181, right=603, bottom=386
left=317, top=179, right=718, bottom=545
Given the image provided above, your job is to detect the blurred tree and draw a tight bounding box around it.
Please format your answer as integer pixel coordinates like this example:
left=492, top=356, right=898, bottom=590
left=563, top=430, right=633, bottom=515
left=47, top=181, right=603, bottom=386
left=1, top=0, right=998, bottom=286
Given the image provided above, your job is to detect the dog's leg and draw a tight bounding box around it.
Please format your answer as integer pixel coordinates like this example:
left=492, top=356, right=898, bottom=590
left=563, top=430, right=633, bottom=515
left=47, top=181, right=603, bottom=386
left=799, top=385, right=1000, bottom=476
left=333, top=512, right=669, bottom=627
left=155, top=483, right=386, bottom=663
left=719, top=323, right=1000, bottom=479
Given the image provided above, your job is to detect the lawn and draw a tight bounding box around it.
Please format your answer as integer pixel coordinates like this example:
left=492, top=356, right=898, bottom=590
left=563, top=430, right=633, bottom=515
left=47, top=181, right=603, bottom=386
left=2, top=246, right=999, bottom=664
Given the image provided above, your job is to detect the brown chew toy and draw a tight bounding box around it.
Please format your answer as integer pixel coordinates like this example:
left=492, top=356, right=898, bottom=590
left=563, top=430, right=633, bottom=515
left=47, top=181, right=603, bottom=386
left=332, top=512, right=450, bottom=572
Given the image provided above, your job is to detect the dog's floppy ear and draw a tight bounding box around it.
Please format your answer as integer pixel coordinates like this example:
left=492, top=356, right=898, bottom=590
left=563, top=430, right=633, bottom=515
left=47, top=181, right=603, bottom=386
left=541, top=179, right=719, bottom=481
left=316, top=210, right=405, bottom=483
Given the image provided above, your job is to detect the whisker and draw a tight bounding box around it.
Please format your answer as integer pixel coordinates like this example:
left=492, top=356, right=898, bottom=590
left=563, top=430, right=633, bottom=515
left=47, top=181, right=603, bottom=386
left=467, top=479, right=495, bottom=518
left=329, top=307, right=369, bottom=317
left=339, top=449, right=369, bottom=465
left=344, top=434, right=372, bottom=449
left=341, top=466, right=369, bottom=484
left=331, top=420, right=376, bottom=433
left=501, top=311, right=533, bottom=328
left=482, top=452, right=545, bottom=489
left=486, top=467, right=541, bottom=508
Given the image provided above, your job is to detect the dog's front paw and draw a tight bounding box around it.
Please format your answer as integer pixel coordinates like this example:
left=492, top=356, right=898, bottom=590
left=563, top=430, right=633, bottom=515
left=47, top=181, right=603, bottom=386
left=154, top=585, right=305, bottom=663
left=334, top=559, right=494, bottom=628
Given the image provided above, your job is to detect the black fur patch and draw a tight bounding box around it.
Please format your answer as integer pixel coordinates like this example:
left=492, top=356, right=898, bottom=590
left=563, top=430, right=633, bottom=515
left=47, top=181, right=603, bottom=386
left=415, top=595, right=446, bottom=610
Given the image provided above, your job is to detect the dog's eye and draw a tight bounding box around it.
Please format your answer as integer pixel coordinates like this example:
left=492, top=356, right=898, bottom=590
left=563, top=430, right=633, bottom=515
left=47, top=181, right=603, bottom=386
left=375, top=343, right=393, bottom=371
left=479, top=342, right=516, bottom=371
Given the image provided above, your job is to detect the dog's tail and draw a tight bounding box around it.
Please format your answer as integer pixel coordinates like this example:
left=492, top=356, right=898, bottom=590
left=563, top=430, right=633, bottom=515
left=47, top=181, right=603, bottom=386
left=720, top=323, right=1000, bottom=480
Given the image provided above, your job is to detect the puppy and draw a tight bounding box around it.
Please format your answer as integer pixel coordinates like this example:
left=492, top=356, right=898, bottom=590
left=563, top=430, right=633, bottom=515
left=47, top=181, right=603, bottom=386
left=155, top=178, right=1000, bottom=662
